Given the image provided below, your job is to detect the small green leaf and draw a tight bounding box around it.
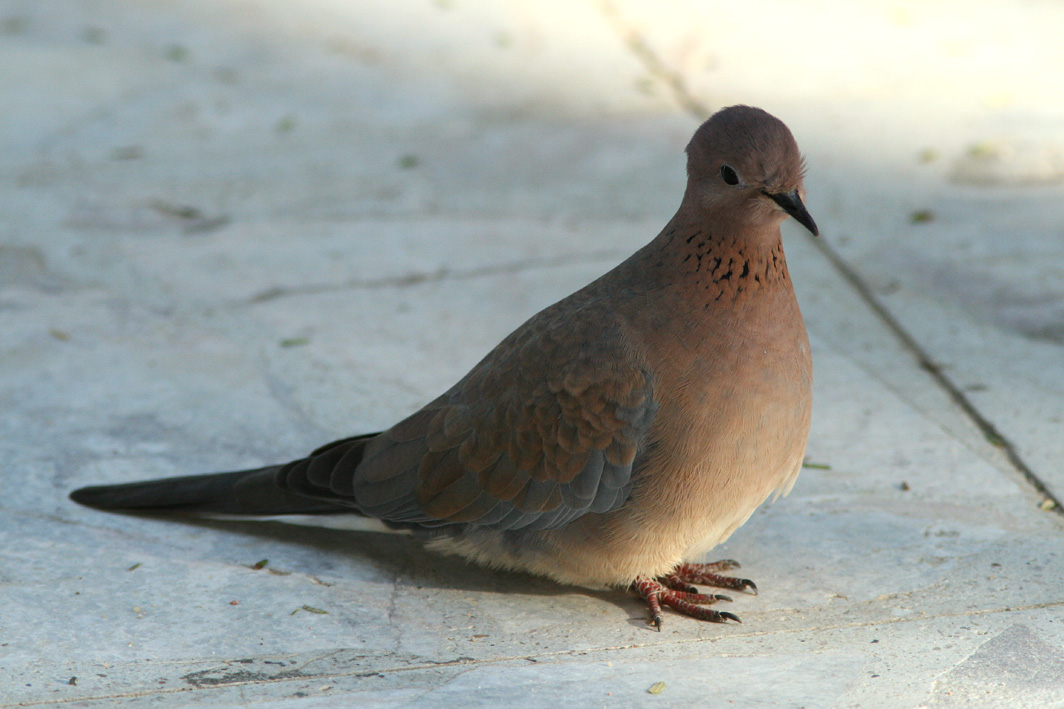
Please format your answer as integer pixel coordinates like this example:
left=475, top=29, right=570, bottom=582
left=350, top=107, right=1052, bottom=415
left=165, top=44, right=189, bottom=62
left=83, top=26, right=106, bottom=44
left=967, top=141, right=998, bottom=159
left=148, top=200, right=201, bottom=220
left=0, top=16, right=28, bottom=35
left=648, top=681, right=666, bottom=694
left=110, top=146, right=143, bottom=160
left=292, top=605, right=328, bottom=616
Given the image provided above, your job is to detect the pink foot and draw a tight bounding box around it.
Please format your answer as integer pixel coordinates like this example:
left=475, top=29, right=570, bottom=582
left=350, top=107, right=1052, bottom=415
left=672, top=560, right=757, bottom=595
left=633, top=560, right=757, bottom=629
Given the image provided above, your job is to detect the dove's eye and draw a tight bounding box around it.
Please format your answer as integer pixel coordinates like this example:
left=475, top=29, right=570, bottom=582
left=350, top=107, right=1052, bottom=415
left=719, top=164, right=740, bottom=186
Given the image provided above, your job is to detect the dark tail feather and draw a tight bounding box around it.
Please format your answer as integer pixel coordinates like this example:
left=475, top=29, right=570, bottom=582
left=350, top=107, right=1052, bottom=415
left=69, top=466, right=346, bottom=516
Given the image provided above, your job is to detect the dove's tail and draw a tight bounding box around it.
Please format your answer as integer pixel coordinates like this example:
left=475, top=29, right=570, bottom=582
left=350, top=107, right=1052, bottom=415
left=69, top=466, right=345, bottom=516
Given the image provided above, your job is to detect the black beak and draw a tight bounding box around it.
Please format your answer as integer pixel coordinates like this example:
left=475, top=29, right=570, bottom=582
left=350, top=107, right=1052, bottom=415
left=767, top=190, right=818, bottom=237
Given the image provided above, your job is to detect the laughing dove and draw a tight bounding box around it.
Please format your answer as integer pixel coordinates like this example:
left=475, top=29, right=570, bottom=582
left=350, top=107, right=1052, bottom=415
left=71, top=105, right=817, bottom=628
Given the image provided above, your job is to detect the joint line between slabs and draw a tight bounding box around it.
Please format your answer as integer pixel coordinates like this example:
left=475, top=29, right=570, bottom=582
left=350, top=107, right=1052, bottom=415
left=807, top=234, right=1063, bottom=517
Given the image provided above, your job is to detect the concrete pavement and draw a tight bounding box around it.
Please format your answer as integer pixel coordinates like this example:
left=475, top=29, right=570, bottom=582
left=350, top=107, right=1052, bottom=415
left=3, top=1, right=1064, bottom=706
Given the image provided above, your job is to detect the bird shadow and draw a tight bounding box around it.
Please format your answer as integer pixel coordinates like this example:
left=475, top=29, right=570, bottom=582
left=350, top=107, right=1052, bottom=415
left=111, top=511, right=653, bottom=628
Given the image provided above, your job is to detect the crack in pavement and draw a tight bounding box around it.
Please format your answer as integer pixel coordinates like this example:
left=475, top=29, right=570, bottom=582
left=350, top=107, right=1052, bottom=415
left=241, top=248, right=630, bottom=305
left=9, top=599, right=1064, bottom=707
left=598, top=0, right=711, bottom=118
left=806, top=235, right=1064, bottom=517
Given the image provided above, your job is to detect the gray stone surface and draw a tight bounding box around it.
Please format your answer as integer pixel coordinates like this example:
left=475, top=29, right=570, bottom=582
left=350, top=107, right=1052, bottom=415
left=2, top=1, right=1064, bottom=706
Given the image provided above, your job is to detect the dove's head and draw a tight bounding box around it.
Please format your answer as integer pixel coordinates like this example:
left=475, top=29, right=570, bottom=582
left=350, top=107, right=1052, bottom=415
left=684, top=105, right=818, bottom=237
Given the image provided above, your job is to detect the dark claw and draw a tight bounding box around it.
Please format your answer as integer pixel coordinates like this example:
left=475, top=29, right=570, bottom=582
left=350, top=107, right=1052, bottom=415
left=653, top=615, right=662, bottom=631
left=714, top=594, right=733, bottom=603
left=720, top=612, right=741, bottom=623
left=717, top=559, right=741, bottom=570
left=740, top=579, right=758, bottom=595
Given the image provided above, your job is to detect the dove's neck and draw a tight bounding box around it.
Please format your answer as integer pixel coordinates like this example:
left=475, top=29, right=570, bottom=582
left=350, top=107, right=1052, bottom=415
left=578, top=208, right=800, bottom=356
left=648, top=211, right=794, bottom=309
